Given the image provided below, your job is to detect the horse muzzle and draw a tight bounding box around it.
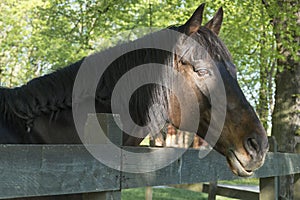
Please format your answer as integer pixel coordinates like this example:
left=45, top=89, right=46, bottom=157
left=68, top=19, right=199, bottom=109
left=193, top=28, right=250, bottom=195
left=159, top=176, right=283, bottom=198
left=226, top=136, right=269, bottom=177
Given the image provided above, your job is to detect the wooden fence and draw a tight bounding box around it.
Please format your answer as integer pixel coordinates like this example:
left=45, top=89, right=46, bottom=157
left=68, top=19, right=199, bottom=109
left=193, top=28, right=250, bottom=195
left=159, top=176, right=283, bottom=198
left=202, top=136, right=300, bottom=200
left=0, top=114, right=299, bottom=200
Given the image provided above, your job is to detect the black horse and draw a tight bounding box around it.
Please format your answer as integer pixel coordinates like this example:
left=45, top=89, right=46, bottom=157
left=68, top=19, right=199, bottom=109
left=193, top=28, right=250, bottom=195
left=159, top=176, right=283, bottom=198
left=0, top=4, right=268, bottom=199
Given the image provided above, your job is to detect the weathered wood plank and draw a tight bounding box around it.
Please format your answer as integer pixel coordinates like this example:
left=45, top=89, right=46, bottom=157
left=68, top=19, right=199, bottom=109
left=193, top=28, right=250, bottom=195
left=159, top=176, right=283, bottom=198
left=203, top=183, right=259, bottom=200
left=83, top=114, right=122, bottom=200
left=145, top=187, right=153, bottom=200
left=0, top=145, right=120, bottom=199
left=207, top=181, right=217, bottom=200
left=259, top=177, right=278, bottom=200
left=83, top=191, right=121, bottom=200
left=121, top=147, right=300, bottom=188
left=120, top=147, right=183, bottom=188
left=254, top=152, right=300, bottom=178
left=0, top=145, right=300, bottom=198
left=180, top=149, right=236, bottom=183
left=294, top=142, right=300, bottom=199
left=258, top=136, right=279, bottom=200
left=295, top=136, right=300, bottom=145
left=120, top=148, right=243, bottom=189
left=294, top=173, right=300, bottom=199
left=122, top=147, right=300, bottom=188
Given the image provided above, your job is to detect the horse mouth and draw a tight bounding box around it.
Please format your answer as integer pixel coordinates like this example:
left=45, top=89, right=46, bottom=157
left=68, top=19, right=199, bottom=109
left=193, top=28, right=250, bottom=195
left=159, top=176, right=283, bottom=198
left=227, top=150, right=253, bottom=177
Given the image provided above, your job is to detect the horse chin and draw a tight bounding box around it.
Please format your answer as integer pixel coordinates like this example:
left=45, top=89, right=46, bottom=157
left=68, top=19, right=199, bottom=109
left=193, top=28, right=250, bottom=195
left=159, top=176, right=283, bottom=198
left=226, top=150, right=254, bottom=177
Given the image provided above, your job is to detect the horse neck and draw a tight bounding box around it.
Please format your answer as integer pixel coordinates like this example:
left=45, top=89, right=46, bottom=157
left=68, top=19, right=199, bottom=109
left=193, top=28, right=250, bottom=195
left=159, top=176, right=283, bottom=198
left=102, top=47, right=172, bottom=131
left=0, top=87, right=18, bottom=121
left=0, top=88, right=9, bottom=121
left=0, top=88, right=26, bottom=142
left=2, top=59, right=83, bottom=128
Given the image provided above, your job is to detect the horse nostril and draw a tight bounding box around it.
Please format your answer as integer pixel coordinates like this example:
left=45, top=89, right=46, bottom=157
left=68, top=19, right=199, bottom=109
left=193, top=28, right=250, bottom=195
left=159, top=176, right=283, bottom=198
left=246, top=138, right=259, bottom=156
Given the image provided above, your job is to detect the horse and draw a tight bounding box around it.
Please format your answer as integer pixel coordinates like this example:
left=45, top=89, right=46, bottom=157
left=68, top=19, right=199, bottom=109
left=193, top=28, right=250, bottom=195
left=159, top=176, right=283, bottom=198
left=0, top=3, right=269, bottom=199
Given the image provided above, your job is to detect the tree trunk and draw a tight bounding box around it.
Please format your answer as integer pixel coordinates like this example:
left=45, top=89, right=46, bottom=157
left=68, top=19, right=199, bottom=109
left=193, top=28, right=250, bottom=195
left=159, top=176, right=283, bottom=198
left=272, top=64, right=300, bottom=199
left=270, top=0, right=300, bottom=199
left=272, top=63, right=300, bottom=200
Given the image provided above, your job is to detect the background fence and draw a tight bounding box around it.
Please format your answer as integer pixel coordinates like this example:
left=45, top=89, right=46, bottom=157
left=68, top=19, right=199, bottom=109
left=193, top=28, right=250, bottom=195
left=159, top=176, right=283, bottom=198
left=0, top=114, right=299, bottom=200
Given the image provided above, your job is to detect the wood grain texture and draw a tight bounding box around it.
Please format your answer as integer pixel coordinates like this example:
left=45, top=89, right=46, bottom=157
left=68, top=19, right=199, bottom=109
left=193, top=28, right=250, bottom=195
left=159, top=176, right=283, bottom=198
left=0, top=145, right=299, bottom=199
left=120, top=147, right=300, bottom=188
left=0, top=145, right=120, bottom=199
left=203, top=183, right=259, bottom=200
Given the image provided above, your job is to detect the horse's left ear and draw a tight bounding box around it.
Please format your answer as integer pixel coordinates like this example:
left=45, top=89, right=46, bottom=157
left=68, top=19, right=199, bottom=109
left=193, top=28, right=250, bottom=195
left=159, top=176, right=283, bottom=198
left=184, top=3, right=205, bottom=35
left=205, top=7, right=223, bottom=35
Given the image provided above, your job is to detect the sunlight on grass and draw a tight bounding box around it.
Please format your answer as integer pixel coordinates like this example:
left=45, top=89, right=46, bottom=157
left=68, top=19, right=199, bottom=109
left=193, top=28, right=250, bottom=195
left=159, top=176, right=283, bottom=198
left=219, top=178, right=259, bottom=186
left=140, top=136, right=150, bottom=146
left=122, top=187, right=238, bottom=200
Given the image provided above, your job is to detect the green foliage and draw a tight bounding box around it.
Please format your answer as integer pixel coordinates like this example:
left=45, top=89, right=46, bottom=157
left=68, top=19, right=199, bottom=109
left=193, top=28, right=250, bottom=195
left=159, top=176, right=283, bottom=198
left=1, top=0, right=297, bottom=132
left=265, top=0, right=300, bottom=64
left=0, top=0, right=45, bottom=86
left=219, top=178, right=259, bottom=186
left=296, top=128, right=300, bottom=136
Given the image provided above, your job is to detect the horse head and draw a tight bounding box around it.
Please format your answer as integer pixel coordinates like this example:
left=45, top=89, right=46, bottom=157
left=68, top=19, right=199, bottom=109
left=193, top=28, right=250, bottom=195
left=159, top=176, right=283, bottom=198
left=169, top=4, right=269, bottom=177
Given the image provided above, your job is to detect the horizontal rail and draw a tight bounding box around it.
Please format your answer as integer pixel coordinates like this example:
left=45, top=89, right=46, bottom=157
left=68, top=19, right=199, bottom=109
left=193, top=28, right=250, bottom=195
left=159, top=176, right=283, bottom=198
left=0, top=145, right=300, bottom=199
left=295, top=136, right=300, bottom=145
left=0, top=145, right=119, bottom=199
left=202, top=183, right=259, bottom=200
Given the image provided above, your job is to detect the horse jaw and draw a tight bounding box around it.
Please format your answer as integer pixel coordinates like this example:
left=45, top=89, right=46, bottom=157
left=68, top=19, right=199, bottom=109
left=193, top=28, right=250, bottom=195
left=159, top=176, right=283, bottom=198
left=226, top=150, right=254, bottom=177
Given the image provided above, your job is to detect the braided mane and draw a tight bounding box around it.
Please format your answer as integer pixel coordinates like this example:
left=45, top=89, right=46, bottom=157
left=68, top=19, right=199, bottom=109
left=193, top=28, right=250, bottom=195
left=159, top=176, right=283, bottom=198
left=0, top=59, right=84, bottom=128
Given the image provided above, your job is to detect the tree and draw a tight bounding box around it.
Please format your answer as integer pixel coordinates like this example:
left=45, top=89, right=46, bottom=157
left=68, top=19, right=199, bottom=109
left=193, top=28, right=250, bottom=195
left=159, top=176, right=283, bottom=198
left=215, top=0, right=276, bottom=131
left=263, top=0, right=300, bottom=199
left=0, top=0, right=192, bottom=86
left=0, top=0, right=45, bottom=86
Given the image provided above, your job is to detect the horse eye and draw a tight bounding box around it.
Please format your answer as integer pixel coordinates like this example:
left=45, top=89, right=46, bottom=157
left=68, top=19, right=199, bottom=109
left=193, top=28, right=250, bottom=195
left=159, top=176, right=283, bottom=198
left=196, top=68, right=211, bottom=77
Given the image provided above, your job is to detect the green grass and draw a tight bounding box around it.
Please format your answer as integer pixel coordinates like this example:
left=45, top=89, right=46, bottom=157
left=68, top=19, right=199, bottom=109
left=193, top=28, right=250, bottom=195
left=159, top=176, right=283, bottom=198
left=121, top=178, right=259, bottom=200
left=219, top=178, right=259, bottom=186
left=122, top=187, right=237, bottom=200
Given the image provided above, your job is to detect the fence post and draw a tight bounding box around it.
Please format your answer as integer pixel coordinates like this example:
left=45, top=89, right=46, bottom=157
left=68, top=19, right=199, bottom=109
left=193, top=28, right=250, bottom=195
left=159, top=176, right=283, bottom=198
left=83, top=191, right=121, bottom=200
left=208, top=181, right=217, bottom=200
left=83, top=114, right=122, bottom=200
left=295, top=174, right=300, bottom=199
left=294, top=136, right=300, bottom=199
left=145, top=187, right=153, bottom=200
left=259, top=136, right=279, bottom=200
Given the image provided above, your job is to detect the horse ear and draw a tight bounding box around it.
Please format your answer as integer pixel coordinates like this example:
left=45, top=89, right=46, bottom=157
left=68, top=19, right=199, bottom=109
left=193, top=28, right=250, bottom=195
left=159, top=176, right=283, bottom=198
left=184, top=3, right=205, bottom=35
left=205, top=7, right=223, bottom=35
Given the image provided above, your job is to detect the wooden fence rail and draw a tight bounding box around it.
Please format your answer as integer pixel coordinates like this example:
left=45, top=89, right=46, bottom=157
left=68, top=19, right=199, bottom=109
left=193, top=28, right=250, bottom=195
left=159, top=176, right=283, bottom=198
left=0, top=145, right=300, bottom=199
left=0, top=114, right=299, bottom=199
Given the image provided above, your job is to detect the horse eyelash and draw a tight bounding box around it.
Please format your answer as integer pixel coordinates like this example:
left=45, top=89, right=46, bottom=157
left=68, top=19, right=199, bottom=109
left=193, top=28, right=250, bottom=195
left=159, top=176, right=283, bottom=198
left=194, top=68, right=211, bottom=77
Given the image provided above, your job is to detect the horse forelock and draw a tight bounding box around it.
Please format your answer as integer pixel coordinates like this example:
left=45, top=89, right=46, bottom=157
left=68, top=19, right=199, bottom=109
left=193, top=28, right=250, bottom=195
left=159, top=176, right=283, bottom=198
left=195, top=27, right=235, bottom=71
left=171, top=25, right=236, bottom=79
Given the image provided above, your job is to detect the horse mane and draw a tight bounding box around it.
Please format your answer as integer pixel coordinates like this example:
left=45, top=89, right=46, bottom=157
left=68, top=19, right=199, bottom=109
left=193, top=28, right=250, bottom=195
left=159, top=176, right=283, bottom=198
left=0, top=25, right=234, bottom=131
left=197, top=27, right=232, bottom=62
left=0, top=59, right=84, bottom=128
